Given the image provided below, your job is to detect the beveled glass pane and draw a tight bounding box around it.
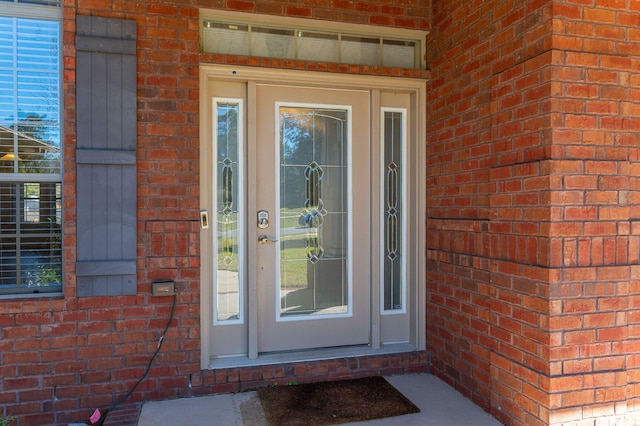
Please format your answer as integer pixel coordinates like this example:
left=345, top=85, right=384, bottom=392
left=279, top=106, right=349, bottom=317
left=383, top=110, right=404, bottom=311
left=215, top=101, right=243, bottom=322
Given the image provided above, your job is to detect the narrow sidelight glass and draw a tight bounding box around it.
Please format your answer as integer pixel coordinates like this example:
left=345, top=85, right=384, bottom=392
left=382, top=109, right=406, bottom=312
left=214, top=100, right=243, bottom=323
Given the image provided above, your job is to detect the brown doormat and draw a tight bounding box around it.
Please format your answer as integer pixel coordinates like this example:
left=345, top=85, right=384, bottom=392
left=257, top=376, right=420, bottom=426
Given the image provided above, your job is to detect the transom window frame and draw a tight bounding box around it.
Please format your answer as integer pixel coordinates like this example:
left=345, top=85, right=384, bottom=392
left=199, top=10, right=428, bottom=70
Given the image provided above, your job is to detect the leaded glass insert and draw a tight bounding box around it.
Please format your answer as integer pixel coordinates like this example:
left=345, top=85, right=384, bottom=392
left=279, top=106, right=349, bottom=317
left=214, top=100, right=243, bottom=323
left=302, top=160, right=327, bottom=263
left=383, top=110, right=405, bottom=312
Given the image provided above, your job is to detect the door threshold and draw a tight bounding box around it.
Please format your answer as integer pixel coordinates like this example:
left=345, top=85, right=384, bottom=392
left=208, top=343, right=416, bottom=370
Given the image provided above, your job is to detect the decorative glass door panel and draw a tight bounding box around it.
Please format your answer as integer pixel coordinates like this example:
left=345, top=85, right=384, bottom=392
left=279, top=106, right=349, bottom=318
left=382, top=108, right=406, bottom=313
left=256, top=85, right=370, bottom=353
left=377, top=92, right=412, bottom=345
left=214, top=98, right=244, bottom=324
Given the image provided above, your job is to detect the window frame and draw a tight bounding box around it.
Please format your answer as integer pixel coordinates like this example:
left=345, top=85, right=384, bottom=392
left=0, top=0, right=63, bottom=298
left=212, top=97, right=245, bottom=325
left=200, top=9, right=428, bottom=70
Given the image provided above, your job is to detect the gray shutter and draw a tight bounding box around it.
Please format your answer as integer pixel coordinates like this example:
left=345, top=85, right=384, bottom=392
left=75, top=16, right=137, bottom=297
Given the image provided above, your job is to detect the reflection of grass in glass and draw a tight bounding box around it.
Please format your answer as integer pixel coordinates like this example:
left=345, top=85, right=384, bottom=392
left=217, top=258, right=239, bottom=271
left=215, top=226, right=310, bottom=288
left=280, top=207, right=304, bottom=229
left=216, top=237, right=239, bottom=271
left=281, top=244, right=308, bottom=290
left=280, top=208, right=312, bottom=290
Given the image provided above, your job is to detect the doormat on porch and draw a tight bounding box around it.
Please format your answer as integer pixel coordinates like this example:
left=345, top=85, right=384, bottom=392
left=257, top=376, right=420, bottom=426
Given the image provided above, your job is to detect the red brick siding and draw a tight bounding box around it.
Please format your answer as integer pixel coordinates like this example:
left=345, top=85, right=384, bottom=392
left=547, top=1, right=640, bottom=425
left=6, top=0, right=637, bottom=424
left=427, top=0, right=640, bottom=425
left=0, top=1, right=430, bottom=425
left=427, top=1, right=554, bottom=425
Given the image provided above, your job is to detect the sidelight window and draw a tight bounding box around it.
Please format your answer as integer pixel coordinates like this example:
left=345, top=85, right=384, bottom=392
left=381, top=108, right=406, bottom=313
left=213, top=99, right=244, bottom=324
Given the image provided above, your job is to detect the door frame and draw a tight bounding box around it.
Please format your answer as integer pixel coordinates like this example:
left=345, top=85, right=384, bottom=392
left=199, top=64, right=427, bottom=369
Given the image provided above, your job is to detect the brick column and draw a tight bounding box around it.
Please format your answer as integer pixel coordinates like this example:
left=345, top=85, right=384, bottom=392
left=427, top=0, right=640, bottom=425
left=427, top=1, right=556, bottom=424
left=545, top=3, right=640, bottom=425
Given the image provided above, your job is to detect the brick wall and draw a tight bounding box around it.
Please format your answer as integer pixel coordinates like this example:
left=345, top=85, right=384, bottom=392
left=427, top=1, right=554, bottom=424
left=0, top=1, right=430, bottom=425
left=547, top=1, right=640, bottom=425
left=5, top=0, right=637, bottom=424
left=427, top=0, right=640, bottom=425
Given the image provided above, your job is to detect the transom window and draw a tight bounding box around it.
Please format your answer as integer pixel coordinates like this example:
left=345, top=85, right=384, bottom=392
left=0, top=0, right=62, bottom=296
left=200, top=11, right=427, bottom=70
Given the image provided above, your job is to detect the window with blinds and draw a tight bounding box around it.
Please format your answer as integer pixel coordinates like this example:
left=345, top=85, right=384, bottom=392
left=0, top=1, right=62, bottom=296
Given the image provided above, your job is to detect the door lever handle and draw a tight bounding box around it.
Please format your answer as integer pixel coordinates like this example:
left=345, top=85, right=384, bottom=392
left=258, top=235, right=278, bottom=244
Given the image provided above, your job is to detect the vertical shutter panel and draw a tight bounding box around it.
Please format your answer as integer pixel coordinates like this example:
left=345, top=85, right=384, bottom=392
left=75, top=16, right=137, bottom=297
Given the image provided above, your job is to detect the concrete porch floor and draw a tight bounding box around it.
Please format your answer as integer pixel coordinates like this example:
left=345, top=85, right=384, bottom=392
left=137, top=373, right=503, bottom=426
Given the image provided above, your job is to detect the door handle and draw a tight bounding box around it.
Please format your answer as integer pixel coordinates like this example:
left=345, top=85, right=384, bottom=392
left=258, top=235, right=278, bottom=244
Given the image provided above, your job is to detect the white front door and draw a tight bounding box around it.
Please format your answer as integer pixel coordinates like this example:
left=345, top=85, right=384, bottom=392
left=200, top=66, right=426, bottom=367
left=254, top=85, right=370, bottom=352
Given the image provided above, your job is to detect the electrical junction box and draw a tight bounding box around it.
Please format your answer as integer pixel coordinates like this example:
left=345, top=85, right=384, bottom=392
left=152, top=280, right=175, bottom=296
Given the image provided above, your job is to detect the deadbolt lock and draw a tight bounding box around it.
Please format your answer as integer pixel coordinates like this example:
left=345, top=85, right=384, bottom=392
left=257, top=210, right=269, bottom=229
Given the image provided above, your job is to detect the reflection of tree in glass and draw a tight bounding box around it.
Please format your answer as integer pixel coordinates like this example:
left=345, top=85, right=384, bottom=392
left=281, top=111, right=313, bottom=161
left=14, top=113, right=50, bottom=139
left=280, top=109, right=346, bottom=211
left=280, top=110, right=315, bottom=210
left=216, top=105, right=239, bottom=208
left=1, top=112, right=60, bottom=174
left=17, top=114, right=60, bottom=174
left=217, top=106, right=239, bottom=161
